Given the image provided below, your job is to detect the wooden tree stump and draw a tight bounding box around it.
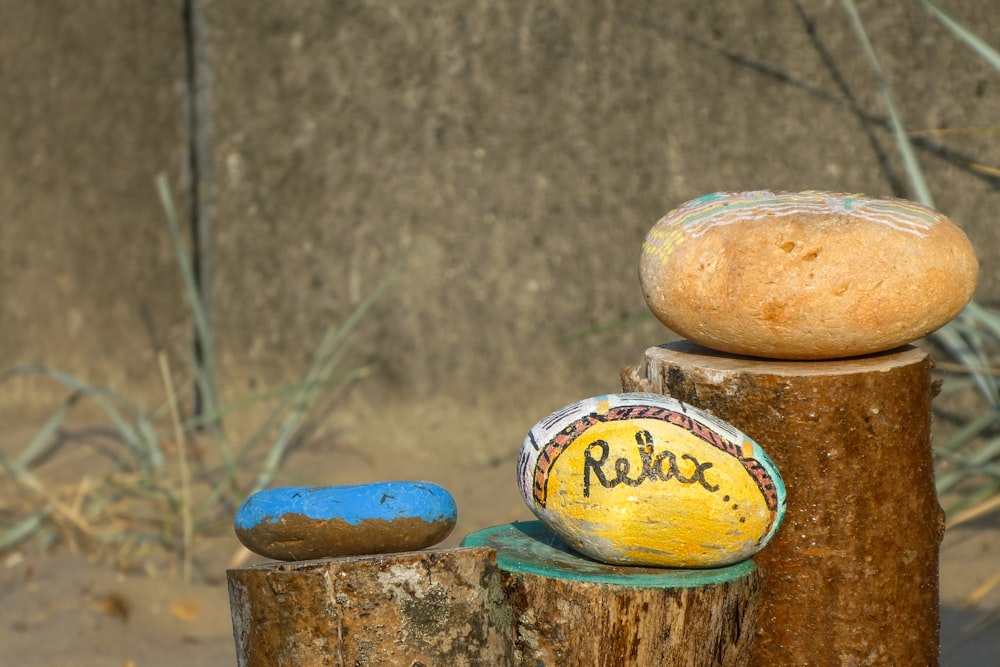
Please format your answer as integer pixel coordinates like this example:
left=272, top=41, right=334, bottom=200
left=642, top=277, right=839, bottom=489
left=463, top=521, right=762, bottom=667
left=622, top=340, right=944, bottom=666
left=227, top=547, right=515, bottom=666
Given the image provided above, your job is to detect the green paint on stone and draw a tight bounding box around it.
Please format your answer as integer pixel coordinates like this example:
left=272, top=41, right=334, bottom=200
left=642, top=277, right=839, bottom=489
left=461, top=521, right=755, bottom=588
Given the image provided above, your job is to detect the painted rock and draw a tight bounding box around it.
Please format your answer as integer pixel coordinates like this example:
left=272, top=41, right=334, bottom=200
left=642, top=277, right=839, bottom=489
left=234, top=481, right=457, bottom=561
left=639, top=190, right=978, bottom=359
left=517, top=393, right=785, bottom=568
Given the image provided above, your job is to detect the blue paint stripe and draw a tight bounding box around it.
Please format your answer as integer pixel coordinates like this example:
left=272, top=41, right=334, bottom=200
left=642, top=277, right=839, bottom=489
left=234, top=481, right=457, bottom=530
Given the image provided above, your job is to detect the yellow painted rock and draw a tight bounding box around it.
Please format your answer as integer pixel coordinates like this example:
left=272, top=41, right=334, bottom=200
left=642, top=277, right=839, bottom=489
left=639, top=190, right=978, bottom=359
left=517, top=393, right=786, bottom=568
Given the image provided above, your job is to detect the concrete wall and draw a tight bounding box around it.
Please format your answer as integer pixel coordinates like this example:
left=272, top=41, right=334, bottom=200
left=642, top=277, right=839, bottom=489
left=1, top=2, right=190, bottom=407
left=3, top=1, right=998, bottom=469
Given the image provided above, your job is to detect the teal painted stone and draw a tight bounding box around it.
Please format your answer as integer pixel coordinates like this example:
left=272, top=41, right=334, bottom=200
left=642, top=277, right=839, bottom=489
left=234, top=481, right=458, bottom=561
left=462, top=521, right=756, bottom=587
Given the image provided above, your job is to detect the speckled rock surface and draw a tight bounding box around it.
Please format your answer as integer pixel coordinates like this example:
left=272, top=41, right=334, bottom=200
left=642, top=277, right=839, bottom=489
left=639, top=190, right=978, bottom=359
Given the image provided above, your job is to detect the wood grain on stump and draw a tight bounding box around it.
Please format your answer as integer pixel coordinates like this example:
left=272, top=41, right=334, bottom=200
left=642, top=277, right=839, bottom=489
left=463, top=521, right=762, bottom=667
left=227, top=547, right=514, bottom=666
left=622, top=341, right=944, bottom=666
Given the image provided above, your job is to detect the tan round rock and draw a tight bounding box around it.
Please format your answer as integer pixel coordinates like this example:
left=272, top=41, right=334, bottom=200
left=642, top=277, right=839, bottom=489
left=639, top=190, right=978, bottom=359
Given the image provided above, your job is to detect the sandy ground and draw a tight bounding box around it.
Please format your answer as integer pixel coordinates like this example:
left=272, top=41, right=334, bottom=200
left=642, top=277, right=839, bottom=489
left=3, top=525, right=1000, bottom=666
left=2, top=401, right=1000, bottom=667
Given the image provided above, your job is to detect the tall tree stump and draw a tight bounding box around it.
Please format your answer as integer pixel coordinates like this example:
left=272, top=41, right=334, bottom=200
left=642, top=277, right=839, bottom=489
left=227, top=547, right=514, bottom=666
left=463, top=521, right=762, bottom=667
left=622, top=340, right=944, bottom=666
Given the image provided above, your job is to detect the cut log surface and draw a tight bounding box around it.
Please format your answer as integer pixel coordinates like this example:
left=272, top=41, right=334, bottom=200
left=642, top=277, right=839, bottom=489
left=463, top=521, right=762, bottom=667
left=227, top=547, right=514, bottom=667
left=622, top=341, right=944, bottom=666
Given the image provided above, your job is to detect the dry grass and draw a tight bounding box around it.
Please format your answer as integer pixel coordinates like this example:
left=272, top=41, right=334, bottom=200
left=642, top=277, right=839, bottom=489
left=0, top=176, right=410, bottom=581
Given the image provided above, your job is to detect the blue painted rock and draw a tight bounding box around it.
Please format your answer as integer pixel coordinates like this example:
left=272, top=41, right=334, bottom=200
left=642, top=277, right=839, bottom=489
left=517, top=393, right=786, bottom=568
left=234, top=481, right=457, bottom=561
left=639, top=190, right=978, bottom=359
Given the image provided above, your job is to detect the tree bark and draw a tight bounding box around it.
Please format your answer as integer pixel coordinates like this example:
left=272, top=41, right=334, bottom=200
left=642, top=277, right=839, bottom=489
left=622, top=341, right=944, bottom=666
left=463, top=521, right=762, bottom=667
left=227, top=547, right=515, bottom=666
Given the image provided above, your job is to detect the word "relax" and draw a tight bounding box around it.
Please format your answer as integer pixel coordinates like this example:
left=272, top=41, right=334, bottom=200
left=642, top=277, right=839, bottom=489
left=583, top=429, right=719, bottom=497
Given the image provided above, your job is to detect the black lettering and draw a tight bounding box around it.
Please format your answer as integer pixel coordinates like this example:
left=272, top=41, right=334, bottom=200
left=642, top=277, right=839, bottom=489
left=583, top=440, right=611, bottom=497
left=681, top=454, right=719, bottom=492
left=636, top=430, right=657, bottom=482
left=615, top=456, right=643, bottom=487
left=580, top=430, right=719, bottom=496
left=654, top=448, right=681, bottom=482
